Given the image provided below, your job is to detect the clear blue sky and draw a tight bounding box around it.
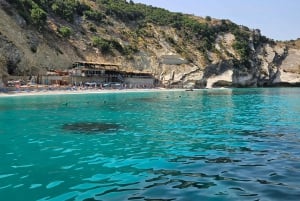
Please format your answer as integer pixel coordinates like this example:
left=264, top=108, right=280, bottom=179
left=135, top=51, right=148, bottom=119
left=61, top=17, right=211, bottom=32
left=133, top=0, right=300, bottom=41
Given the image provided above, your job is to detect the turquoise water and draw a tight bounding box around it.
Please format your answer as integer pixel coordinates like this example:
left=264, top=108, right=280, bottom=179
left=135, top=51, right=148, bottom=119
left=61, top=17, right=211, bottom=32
left=1, top=88, right=300, bottom=201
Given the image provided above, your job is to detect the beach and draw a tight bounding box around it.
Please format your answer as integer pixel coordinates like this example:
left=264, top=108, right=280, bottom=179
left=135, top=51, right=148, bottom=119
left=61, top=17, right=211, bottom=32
left=0, top=87, right=186, bottom=97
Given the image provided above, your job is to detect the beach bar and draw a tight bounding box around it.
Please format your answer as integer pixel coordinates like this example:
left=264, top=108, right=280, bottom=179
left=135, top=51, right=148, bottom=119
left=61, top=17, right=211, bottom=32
left=70, top=61, right=156, bottom=88
left=4, top=61, right=157, bottom=89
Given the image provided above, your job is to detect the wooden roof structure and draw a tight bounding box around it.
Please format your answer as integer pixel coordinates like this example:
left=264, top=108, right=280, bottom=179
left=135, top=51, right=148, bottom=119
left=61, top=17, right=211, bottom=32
left=73, top=61, right=121, bottom=70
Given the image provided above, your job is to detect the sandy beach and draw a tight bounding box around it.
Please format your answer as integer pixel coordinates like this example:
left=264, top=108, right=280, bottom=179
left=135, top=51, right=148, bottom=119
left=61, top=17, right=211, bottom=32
left=0, top=87, right=186, bottom=97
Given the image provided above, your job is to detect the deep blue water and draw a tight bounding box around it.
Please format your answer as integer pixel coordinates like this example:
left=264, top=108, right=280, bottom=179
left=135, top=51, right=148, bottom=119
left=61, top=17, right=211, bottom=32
left=0, top=88, right=300, bottom=201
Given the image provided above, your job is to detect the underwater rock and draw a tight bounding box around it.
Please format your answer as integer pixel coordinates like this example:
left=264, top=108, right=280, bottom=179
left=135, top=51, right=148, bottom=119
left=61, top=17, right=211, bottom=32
left=62, top=122, right=121, bottom=134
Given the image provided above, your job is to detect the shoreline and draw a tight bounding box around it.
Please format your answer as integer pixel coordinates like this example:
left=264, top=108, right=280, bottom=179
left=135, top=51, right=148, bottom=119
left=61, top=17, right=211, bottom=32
left=0, top=87, right=187, bottom=97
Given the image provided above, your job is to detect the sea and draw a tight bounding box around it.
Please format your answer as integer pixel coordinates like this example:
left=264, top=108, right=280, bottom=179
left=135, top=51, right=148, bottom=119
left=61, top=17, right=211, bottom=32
left=0, top=88, right=300, bottom=201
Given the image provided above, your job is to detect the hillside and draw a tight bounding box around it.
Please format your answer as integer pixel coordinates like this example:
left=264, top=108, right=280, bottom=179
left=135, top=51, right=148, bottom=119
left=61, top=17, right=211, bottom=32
left=0, top=0, right=300, bottom=88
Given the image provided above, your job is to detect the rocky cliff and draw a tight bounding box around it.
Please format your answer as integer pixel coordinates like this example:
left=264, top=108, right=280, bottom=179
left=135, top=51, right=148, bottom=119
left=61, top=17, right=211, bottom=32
left=0, top=0, right=299, bottom=88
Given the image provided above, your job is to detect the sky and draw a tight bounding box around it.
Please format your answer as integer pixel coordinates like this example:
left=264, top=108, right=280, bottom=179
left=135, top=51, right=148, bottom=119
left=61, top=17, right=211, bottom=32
left=133, top=0, right=300, bottom=41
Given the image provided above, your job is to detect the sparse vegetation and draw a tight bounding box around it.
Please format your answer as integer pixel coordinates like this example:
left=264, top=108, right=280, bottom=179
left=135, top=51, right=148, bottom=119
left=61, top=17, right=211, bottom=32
left=5, top=0, right=276, bottom=77
left=84, top=10, right=105, bottom=22
left=92, top=36, right=112, bottom=54
left=92, top=36, right=137, bottom=55
left=87, top=23, right=97, bottom=32
left=51, top=0, right=80, bottom=22
left=58, top=26, right=72, bottom=38
left=30, top=5, right=47, bottom=29
left=9, top=0, right=259, bottom=60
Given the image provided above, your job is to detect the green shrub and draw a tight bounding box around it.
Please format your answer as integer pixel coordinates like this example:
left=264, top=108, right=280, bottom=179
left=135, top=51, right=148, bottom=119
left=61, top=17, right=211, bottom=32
left=84, top=10, right=105, bottom=22
left=30, top=5, right=47, bottom=29
left=58, top=26, right=72, bottom=38
left=51, top=0, right=78, bottom=22
left=110, top=39, right=124, bottom=53
left=205, top=16, right=212, bottom=21
left=123, top=45, right=138, bottom=55
left=11, top=0, right=47, bottom=29
left=87, top=23, right=97, bottom=32
left=91, top=36, right=137, bottom=55
left=92, top=36, right=111, bottom=54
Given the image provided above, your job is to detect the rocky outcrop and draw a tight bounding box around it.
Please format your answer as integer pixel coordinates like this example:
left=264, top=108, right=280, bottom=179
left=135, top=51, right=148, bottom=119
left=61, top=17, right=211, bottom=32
left=158, top=39, right=300, bottom=88
left=274, top=49, right=300, bottom=85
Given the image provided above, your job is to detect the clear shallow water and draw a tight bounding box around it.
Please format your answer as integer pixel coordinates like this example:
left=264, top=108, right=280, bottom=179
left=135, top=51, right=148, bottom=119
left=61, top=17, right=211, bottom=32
left=1, top=88, right=300, bottom=201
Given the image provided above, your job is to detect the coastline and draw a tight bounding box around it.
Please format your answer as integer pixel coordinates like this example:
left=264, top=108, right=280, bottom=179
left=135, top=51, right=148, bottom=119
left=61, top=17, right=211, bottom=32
left=0, top=87, right=186, bottom=97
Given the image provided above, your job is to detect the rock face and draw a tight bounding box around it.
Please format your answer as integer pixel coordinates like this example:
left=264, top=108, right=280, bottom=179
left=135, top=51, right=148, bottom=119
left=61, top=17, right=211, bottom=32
left=0, top=1, right=300, bottom=88
left=274, top=49, right=300, bottom=85
left=154, top=40, right=300, bottom=88
left=0, top=32, right=22, bottom=74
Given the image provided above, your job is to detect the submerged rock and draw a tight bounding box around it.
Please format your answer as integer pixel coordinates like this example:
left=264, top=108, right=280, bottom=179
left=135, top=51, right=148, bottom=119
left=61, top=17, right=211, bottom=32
left=62, top=122, right=121, bottom=134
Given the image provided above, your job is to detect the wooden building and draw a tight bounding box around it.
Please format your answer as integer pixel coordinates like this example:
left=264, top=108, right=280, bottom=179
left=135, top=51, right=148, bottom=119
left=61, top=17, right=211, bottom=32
left=70, top=61, right=156, bottom=87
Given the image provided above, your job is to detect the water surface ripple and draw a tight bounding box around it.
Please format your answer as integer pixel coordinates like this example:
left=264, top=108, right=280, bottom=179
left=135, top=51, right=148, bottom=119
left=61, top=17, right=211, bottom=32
left=1, top=88, right=300, bottom=200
